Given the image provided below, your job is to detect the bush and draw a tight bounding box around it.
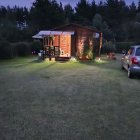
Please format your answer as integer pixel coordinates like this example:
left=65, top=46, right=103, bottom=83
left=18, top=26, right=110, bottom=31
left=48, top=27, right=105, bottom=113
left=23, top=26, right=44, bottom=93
left=31, top=40, right=43, bottom=54
left=0, top=40, right=13, bottom=59
left=115, top=42, right=135, bottom=53
left=101, top=41, right=116, bottom=54
left=81, top=37, right=101, bottom=60
left=83, top=45, right=94, bottom=60
left=15, top=42, right=31, bottom=56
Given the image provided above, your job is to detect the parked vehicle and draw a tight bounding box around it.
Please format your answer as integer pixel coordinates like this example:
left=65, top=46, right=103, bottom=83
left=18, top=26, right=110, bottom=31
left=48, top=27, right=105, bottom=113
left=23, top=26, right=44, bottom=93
left=121, top=45, right=140, bottom=78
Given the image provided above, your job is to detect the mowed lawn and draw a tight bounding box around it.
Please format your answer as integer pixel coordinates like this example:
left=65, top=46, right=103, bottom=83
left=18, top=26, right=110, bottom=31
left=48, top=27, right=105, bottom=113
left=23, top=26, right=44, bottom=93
left=0, top=55, right=140, bottom=140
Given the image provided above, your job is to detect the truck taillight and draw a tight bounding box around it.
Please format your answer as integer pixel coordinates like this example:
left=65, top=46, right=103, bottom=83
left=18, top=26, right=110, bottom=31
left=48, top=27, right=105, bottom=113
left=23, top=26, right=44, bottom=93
left=131, top=57, right=139, bottom=64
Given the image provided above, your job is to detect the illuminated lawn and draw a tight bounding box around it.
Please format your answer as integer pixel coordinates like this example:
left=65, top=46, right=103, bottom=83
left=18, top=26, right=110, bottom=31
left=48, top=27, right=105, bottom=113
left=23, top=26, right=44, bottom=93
left=0, top=55, right=140, bottom=140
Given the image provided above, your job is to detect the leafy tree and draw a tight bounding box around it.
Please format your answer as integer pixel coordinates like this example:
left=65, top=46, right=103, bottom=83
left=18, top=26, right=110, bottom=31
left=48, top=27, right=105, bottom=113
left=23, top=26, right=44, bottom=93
left=92, top=13, right=102, bottom=30
left=129, top=1, right=137, bottom=19
left=136, top=12, right=140, bottom=22
left=105, top=0, right=121, bottom=25
left=91, top=0, right=97, bottom=17
left=49, top=0, right=65, bottom=28
left=75, top=0, right=92, bottom=24
left=30, top=0, right=64, bottom=30
left=64, top=4, right=74, bottom=24
left=96, top=1, right=106, bottom=17
left=118, top=0, right=129, bottom=22
left=30, top=0, right=51, bottom=30
left=0, top=6, right=7, bottom=19
left=1, top=0, right=140, bottom=45
left=138, top=0, right=140, bottom=12
left=92, top=13, right=114, bottom=41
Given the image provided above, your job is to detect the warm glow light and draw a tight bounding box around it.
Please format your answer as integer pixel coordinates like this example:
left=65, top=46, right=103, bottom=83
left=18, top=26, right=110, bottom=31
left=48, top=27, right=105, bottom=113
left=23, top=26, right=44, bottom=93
left=95, top=57, right=108, bottom=64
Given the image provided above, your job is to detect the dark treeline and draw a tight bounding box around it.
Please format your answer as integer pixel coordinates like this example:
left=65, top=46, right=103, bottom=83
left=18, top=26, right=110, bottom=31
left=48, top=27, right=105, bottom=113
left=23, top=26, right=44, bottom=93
left=0, top=0, right=140, bottom=42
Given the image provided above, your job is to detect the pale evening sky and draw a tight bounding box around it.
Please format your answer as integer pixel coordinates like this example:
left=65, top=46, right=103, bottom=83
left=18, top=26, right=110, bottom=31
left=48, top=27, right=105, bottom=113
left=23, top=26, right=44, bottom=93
left=0, top=0, right=139, bottom=9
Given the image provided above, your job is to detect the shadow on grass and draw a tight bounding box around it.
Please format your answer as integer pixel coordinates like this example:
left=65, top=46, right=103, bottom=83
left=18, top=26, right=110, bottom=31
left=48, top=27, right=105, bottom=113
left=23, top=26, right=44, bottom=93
left=30, top=59, right=44, bottom=63
left=26, top=60, right=57, bottom=73
left=78, top=55, right=140, bottom=80
left=0, top=57, right=57, bottom=73
left=78, top=54, right=122, bottom=70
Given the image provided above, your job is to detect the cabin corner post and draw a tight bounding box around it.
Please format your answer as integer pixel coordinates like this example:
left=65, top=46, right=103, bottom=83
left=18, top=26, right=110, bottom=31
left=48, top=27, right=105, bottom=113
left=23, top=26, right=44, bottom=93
left=99, top=32, right=102, bottom=56
left=43, top=36, right=45, bottom=60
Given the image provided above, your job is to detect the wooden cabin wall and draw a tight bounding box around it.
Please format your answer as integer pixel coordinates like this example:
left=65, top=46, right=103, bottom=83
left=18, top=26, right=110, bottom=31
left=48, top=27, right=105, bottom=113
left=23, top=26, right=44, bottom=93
left=59, top=35, right=71, bottom=57
left=76, top=28, right=94, bottom=58
left=53, top=35, right=60, bottom=46
left=54, top=25, right=97, bottom=58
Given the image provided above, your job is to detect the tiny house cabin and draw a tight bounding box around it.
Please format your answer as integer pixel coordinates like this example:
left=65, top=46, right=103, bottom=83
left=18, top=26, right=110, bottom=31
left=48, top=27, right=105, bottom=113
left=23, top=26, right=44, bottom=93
left=32, top=23, right=102, bottom=60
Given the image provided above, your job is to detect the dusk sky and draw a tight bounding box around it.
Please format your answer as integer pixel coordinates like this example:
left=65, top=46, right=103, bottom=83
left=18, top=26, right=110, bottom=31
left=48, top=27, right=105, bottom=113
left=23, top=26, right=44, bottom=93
left=0, top=0, right=139, bottom=8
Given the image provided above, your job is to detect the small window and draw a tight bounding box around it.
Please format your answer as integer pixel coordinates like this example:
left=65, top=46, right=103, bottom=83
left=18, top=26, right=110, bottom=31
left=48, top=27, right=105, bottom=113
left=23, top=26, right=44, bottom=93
left=135, top=47, right=140, bottom=56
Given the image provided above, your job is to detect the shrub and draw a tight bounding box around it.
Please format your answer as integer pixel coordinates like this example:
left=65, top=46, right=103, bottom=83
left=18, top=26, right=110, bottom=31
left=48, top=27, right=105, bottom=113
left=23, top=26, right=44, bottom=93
left=30, top=40, right=43, bottom=54
left=101, top=41, right=116, bottom=54
left=115, top=42, right=135, bottom=53
left=0, top=40, right=13, bottom=59
left=83, top=44, right=93, bottom=60
left=16, top=42, right=31, bottom=56
left=83, top=49, right=93, bottom=60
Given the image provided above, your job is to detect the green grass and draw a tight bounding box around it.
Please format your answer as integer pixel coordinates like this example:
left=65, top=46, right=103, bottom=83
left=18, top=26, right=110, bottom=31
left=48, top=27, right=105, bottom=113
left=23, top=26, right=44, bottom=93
left=0, top=55, right=140, bottom=140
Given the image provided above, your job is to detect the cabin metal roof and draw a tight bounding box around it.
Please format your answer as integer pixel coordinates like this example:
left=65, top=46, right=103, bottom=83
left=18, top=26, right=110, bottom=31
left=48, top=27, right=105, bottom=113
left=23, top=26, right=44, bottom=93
left=32, top=30, right=75, bottom=39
